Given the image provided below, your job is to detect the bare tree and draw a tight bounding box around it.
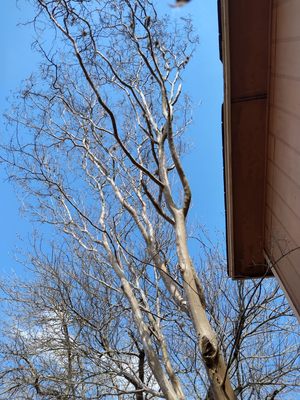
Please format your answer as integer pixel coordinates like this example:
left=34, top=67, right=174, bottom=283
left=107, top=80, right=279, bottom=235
left=197, top=245, right=300, bottom=399
left=0, top=240, right=299, bottom=399
left=0, top=244, right=163, bottom=399
left=0, top=1, right=299, bottom=399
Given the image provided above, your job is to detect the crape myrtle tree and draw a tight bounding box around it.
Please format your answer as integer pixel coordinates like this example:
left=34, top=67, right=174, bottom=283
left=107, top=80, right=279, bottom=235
left=0, top=0, right=299, bottom=399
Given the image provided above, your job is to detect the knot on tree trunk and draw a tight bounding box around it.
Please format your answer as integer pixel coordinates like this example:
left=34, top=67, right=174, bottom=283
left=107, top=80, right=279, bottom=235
left=201, top=335, right=218, bottom=368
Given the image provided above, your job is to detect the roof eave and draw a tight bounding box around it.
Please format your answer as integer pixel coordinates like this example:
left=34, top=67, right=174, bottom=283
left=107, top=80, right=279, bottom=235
left=219, top=0, right=273, bottom=279
left=219, top=0, right=235, bottom=277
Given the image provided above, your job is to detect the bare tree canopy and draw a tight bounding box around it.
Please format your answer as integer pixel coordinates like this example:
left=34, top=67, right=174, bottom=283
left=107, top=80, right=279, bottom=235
left=1, top=243, right=299, bottom=399
left=0, top=1, right=299, bottom=399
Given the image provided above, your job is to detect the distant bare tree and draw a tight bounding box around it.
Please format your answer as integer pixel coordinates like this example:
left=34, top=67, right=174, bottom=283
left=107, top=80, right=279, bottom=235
left=0, top=241, right=299, bottom=399
left=0, top=244, right=161, bottom=399
left=0, top=1, right=299, bottom=399
left=198, top=246, right=300, bottom=399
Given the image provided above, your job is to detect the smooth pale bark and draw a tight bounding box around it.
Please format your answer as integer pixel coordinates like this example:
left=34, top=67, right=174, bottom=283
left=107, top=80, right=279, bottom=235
left=100, top=210, right=183, bottom=400
left=151, top=252, right=189, bottom=313
left=160, top=336, right=185, bottom=400
left=174, top=210, right=236, bottom=400
left=143, top=293, right=186, bottom=400
left=119, top=278, right=182, bottom=400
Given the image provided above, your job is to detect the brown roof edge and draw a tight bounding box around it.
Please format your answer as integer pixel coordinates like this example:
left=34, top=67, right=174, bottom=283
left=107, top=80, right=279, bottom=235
left=219, top=0, right=235, bottom=277
left=219, top=0, right=273, bottom=279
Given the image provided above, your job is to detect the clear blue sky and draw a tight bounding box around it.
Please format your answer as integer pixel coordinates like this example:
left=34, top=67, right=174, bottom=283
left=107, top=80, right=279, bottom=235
left=1, top=1, right=40, bottom=274
left=0, top=0, right=224, bottom=274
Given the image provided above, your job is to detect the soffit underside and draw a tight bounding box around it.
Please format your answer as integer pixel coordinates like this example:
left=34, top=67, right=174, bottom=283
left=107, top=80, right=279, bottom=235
left=220, top=0, right=273, bottom=278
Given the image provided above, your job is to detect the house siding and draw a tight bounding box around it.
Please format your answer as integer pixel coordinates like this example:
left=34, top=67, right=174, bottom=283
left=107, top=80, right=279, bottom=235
left=266, top=0, right=300, bottom=317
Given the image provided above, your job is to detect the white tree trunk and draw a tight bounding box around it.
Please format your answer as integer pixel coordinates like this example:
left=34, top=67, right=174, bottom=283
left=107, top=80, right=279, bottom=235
left=174, top=210, right=236, bottom=400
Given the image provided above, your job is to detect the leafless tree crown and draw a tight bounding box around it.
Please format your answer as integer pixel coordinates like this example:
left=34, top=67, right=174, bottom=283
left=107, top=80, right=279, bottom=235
left=0, top=1, right=299, bottom=399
